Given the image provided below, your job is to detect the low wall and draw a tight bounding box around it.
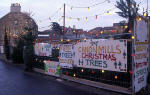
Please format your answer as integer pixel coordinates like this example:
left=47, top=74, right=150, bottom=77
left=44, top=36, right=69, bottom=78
left=0, top=54, right=7, bottom=63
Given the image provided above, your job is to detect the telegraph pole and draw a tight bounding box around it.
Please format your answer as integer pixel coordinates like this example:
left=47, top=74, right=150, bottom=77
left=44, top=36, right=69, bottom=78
left=63, top=3, right=66, bottom=33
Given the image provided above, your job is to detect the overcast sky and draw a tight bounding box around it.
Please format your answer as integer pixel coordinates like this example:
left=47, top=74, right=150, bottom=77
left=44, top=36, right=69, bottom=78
left=0, top=0, right=149, bottom=31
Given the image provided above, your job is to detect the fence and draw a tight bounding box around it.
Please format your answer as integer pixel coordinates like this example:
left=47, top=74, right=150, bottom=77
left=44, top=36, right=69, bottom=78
left=33, top=39, right=133, bottom=94
left=33, top=16, right=149, bottom=95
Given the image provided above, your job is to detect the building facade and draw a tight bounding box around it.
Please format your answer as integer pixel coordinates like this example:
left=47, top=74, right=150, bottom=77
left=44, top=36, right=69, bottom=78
left=0, top=3, right=38, bottom=46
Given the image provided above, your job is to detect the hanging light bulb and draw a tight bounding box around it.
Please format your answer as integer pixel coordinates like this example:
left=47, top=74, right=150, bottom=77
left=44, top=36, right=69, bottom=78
left=43, top=60, right=46, bottom=63
left=129, top=30, right=132, bottom=33
left=40, top=20, right=42, bottom=23
left=102, top=70, right=105, bottom=73
left=89, top=32, right=92, bottom=35
left=73, top=30, right=76, bottom=33
left=84, top=38, right=86, bottom=41
left=106, top=11, right=110, bottom=15
left=49, top=17, right=51, bottom=20
left=76, top=40, right=79, bottom=43
left=68, top=17, right=71, bottom=21
left=86, top=17, right=88, bottom=22
left=71, top=7, right=73, bottom=10
left=61, top=39, right=63, bottom=42
left=57, top=20, right=60, bottom=24
left=131, top=53, right=135, bottom=57
left=88, top=7, right=90, bottom=11
left=91, top=70, right=95, bottom=74
left=67, top=39, right=70, bottom=42
left=81, top=69, right=84, bottom=72
left=137, top=17, right=142, bottom=21
left=66, top=72, right=69, bottom=75
left=124, top=25, right=128, bottom=29
left=131, top=4, right=134, bottom=8
left=112, top=30, right=116, bottom=33
left=144, top=13, right=147, bottom=17
left=114, top=75, right=118, bottom=79
left=129, top=71, right=133, bottom=75
left=132, top=36, right=135, bottom=39
left=59, top=8, right=62, bottom=11
left=95, top=15, right=98, bottom=20
left=73, top=74, right=76, bottom=77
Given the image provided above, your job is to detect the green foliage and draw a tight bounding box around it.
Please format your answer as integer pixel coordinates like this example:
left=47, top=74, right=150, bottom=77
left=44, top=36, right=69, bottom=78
left=12, top=38, right=24, bottom=64
left=23, top=32, right=35, bottom=71
left=51, top=22, right=63, bottom=35
left=116, top=0, right=139, bottom=33
left=115, top=0, right=139, bottom=19
left=148, top=73, right=150, bottom=84
left=4, top=28, right=10, bottom=59
left=24, top=27, right=34, bottom=32
left=52, top=48, right=59, bottom=61
left=116, top=0, right=129, bottom=18
left=23, top=32, right=35, bottom=45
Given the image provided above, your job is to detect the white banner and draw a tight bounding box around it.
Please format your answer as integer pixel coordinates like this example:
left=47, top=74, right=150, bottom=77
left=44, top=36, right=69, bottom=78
left=133, top=45, right=149, bottom=93
left=74, top=39, right=127, bottom=72
left=44, top=61, right=60, bottom=77
left=133, top=19, right=149, bottom=93
left=59, top=44, right=74, bottom=69
left=34, top=43, right=52, bottom=57
left=0, top=46, right=4, bottom=53
left=135, top=19, right=149, bottom=44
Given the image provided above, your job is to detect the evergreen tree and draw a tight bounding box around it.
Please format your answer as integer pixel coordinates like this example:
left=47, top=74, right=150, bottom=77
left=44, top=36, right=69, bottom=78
left=51, top=22, right=63, bottom=35
left=12, top=37, right=24, bottom=64
left=115, top=0, right=139, bottom=32
left=4, top=27, right=10, bottom=59
left=23, top=30, right=35, bottom=71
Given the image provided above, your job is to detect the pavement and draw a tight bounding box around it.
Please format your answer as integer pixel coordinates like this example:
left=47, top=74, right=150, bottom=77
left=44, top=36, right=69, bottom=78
left=0, top=61, right=123, bottom=95
left=0, top=60, right=149, bottom=95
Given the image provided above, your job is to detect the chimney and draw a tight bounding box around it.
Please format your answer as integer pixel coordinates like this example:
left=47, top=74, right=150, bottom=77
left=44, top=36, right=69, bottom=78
left=10, top=3, right=21, bottom=13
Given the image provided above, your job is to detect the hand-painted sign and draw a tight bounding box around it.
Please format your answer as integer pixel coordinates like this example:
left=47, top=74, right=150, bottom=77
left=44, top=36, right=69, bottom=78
left=44, top=61, right=60, bottom=77
left=133, top=45, right=149, bottom=93
left=135, top=19, right=149, bottom=44
left=34, top=43, right=52, bottom=57
left=59, top=44, right=74, bottom=69
left=133, top=18, right=149, bottom=93
left=74, top=39, right=127, bottom=72
left=0, top=46, right=4, bottom=53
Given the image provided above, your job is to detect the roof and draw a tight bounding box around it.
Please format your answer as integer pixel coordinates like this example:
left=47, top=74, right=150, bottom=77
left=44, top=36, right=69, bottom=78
left=0, top=12, right=38, bottom=32
left=113, top=23, right=127, bottom=26
left=103, top=27, right=116, bottom=30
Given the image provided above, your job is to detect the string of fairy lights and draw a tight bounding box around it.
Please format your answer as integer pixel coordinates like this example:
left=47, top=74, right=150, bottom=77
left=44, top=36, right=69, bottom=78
left=66, top=0, right=110, bottom=9
left=38, top=0, right=149, bottom=30
left=36, top=0, right=150, bottom=80
left=38, top=0, right=114, bottom=30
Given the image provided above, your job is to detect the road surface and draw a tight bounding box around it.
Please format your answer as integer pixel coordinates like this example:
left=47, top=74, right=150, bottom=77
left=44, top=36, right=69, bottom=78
left=0, top=61, right=99, bottom=95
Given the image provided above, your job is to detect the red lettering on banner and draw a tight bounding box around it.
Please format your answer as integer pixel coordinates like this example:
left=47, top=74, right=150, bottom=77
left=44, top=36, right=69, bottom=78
left=95, top=54, right=99, bottom=59
left=136, top=62, right=147, bottom=69
left=99, top=54, right=103, bottom=59
left=111, top=54, right=116, bottom=61
left=81, top=53, right=116, bottom=62
left=48, top=69, right=56, bottom=73
left=89, top=53, right=94, bottom=59
left=103, top=54, right=108, bottom=60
